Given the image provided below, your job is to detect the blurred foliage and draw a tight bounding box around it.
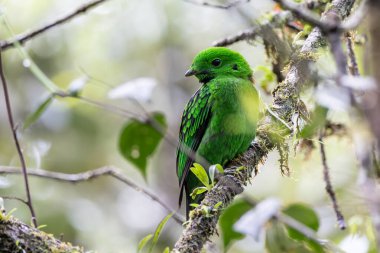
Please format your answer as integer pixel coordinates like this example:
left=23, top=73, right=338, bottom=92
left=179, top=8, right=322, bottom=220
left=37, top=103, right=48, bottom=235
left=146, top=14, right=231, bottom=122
left=138, top=212, right=173, bottom=253
left=23, top=94, right=54, bottom=129
left=283, top=203, right=323, bottom=252
left=220, top=199, right=252, bottom=250
left=119, top=112, right=167, bottom=178
left=299, top=105, right=328, bottom=138
left=254, top=65, right=276, bottom=94
left=265, top=220, right=314, bottom=253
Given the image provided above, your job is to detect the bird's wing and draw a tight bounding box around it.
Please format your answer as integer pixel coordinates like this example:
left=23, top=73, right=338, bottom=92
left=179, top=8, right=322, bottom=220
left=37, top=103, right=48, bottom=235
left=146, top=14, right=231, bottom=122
left=176, top=86, right=212, bottom=208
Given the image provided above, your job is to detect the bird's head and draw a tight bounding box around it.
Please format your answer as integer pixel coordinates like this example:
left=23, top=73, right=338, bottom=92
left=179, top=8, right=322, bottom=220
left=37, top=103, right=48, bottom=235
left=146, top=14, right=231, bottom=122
left=185, top=47, right=253, bottom=83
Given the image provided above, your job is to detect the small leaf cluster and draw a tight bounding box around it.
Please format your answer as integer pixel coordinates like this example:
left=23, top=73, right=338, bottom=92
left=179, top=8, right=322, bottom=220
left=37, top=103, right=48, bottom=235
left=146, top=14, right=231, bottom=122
left=138, top=213, right=173, bottom=253
left=189, top=163, right=224, bottom=200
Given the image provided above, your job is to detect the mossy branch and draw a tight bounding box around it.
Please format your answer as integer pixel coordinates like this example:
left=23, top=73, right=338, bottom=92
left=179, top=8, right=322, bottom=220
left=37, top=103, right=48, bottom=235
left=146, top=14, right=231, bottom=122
left=172, top=0, right=355, bottom=252
left=0, top=216, right=83, bottom=253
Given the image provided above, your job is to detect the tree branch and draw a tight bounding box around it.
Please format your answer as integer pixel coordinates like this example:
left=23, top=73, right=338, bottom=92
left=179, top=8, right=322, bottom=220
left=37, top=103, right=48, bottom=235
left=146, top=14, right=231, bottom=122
left=345, top=32, right=360, bottom=76
left=0, top=216, right=83, bottom=252
left=212, top=11, right=293, bottom=47
left=0, top=0, right=111, bottom=50
left=172, top=0, right=355, bottom=252
left=319, top=134, right=346, bottom=230
left=0, top=50, right=37, bottom=227
left=0, top=166, right=184, bottom=224
left=1, top=196, right=29, bottom=206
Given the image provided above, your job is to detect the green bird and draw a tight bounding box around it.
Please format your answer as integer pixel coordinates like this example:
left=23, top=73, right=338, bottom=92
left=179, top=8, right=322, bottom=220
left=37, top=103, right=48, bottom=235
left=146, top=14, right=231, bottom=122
left=176, top=47, right=259, bottom=218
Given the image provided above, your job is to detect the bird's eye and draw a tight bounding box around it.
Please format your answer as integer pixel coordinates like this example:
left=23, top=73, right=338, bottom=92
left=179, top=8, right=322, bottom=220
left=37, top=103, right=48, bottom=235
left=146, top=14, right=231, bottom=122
left=211, top=58, right=222, bottom=66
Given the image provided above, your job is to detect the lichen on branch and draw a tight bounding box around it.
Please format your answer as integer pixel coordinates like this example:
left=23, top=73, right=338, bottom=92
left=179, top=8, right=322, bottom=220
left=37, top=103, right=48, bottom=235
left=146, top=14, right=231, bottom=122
left=0, top=215, right=83, bottom=253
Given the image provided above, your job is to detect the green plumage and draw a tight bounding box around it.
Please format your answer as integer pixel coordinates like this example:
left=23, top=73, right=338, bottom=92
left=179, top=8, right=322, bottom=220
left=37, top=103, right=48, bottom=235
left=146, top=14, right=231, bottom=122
left=176, top=47, right=259, bottom=218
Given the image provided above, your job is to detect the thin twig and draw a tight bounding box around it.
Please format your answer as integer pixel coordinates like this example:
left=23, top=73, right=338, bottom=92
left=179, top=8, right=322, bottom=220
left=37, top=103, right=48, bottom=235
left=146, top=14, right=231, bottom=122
left=1, top=196, right=29, bottom=206
left=0, top=51, right=37, bottom=227
left=213, top=11, right=293, bottom=47
left=183, top=0, right=249, bottom=9
left=213, top=26, right=262, bottom=47
left=319, top=134, right=346, bottom=230
left=0, top=166, right=185, bottom=224
left=345, top=32, right=360, bottom=76
left=0, top=0, right=111, bottom=50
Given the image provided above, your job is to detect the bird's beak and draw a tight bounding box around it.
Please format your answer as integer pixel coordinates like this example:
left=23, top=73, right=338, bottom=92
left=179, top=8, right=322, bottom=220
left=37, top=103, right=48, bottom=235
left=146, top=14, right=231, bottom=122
left=185, top=68, right=197, bottom=77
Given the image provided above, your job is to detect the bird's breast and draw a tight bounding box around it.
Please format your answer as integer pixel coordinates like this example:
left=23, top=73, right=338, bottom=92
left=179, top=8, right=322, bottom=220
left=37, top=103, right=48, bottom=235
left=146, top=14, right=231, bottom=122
left=209, top=79, right=258, bottom=135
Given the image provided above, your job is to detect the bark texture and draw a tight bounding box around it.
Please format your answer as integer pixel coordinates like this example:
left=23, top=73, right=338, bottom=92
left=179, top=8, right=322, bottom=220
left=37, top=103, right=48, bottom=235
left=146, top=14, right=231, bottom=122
left=0, top=216, right=83, bottom=253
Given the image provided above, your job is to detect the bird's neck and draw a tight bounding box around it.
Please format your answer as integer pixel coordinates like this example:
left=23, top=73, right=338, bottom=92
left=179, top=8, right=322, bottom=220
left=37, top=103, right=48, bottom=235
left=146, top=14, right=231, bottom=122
left=200, top=73, right=252, bottom=84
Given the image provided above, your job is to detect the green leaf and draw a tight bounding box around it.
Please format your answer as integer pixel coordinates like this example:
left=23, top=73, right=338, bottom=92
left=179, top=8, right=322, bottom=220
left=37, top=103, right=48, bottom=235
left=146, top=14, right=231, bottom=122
left=236, top=166, right=246, bottom=172
left=162, top=247, right=170, bottom=253
left=215, top=164, right=224, bottom=173
left=190, top=163, right=210, bottom=189
left=220, top=199, right=252, bottom=250
left=266, top=220, right=313, bottom=253
left=213, top=201, right=223, bottom=210
left=37, top=224, right=47, bottom=230
left=190, top=187, right=208, bottom=200
left=300, top=106, right=328, bottom=138
left=119, top=112, right=167, bottom=178
left=283, top=203, right=319, bottom=236
left=4, top=208, right=17, bottom=221
left=137, top=234, right=153, bottom=253
left=23, top=95, right=54, bottom=129
left=283, top=203, right=323, bottom=252
left=209, top=164, right=224, bottom=186
left=148, top=212, right=173, bottom=253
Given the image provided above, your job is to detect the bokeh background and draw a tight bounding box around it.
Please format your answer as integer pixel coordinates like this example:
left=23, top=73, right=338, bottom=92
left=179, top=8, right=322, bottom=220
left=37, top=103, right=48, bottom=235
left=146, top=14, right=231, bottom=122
left=0, top=0, right=372, bottom=252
